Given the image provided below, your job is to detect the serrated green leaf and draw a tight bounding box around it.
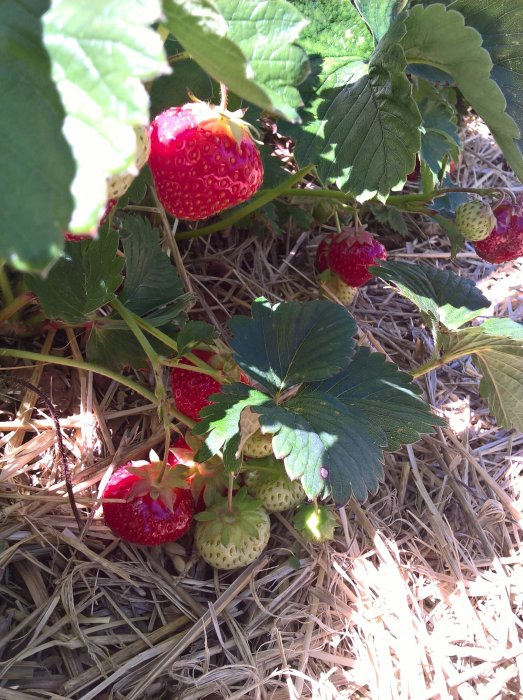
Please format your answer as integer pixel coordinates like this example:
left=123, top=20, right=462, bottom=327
left=228, top=299, right=357, bottom=394
left=402, top=4, right=523, bottom=181
left=441, top=326, right=523, bottom=431
left=193, top=383, right=273, bottom=460
left=430, top=213, right=466, bottom=259
left=42, top=0, right=168, bottom=232
left=426, top=0, right=523, bottom=177
left=289, top=0, right=372, bottom=92
left=367, top=203, right=408, bottom=236
left=257, top=392, right=385, bottom=503
left=305, top=347, right=444, bottom=451
left=119, top=217, right=185, bottom=316
left=0, top=0, right=74, bottom=272
left=414, top=79, right=460, bottom=180
left=27, top=226, right=123, bottom=324
left=292, top=16, right=421, bottom=200
left=177, top=321, right=217, bottom=355
left=163, top=0, right=309, bottom=122
left=374, top=260, right=490, bottom=332
left=354, top=0, right=408, bottom=41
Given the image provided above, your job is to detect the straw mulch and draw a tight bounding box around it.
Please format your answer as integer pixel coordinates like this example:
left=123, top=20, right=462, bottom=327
left=1, top=120, right=522, bottom=699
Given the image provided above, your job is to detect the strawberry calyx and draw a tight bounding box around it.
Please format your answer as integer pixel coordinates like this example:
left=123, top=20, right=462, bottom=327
left=194, top=488, right=267, bottom=547
left=124, top=448, right=191, bottom=512
left=335, top=225, right=375, bottom=247
left=186, top=93, right=261, bottom=146
left=293, top=504, right=338, bottom=542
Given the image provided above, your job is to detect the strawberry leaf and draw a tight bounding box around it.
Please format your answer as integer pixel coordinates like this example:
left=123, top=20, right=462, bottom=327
left=162, top=0, right=309, bottom=122
left=304, top=348, right=445, bottom=451
left=374, top=261, right=490, bottom=332
left=354, top=0, right=407, bottom=41
left=0, top=0, right=74, bottom=272
left=402, top=3, right=523, bottom=182
left=86, top=217, right=191, bottom=370
left=177, top=322, right=217, bottom=356
left=27, top=225, right=123, bottom=324
left=193, top=383, right=272, bottom=463
left=42, top=0, right=168, bottom=232
left=439, top=322, right=523, bottom=432
left=228, top=299, right=357, bottom=394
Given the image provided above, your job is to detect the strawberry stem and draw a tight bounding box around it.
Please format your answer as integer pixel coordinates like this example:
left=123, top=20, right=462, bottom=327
left=0, top=262, right=15, bottom=308
left=0, top=291, right=35, bottom=324
left=112, top=299, right=161, bottom=366
left=227, top=472, right=234, bottom=512
left=176, top=165, right=315, bottom=240
left=0, top=347, right=157, bottom=403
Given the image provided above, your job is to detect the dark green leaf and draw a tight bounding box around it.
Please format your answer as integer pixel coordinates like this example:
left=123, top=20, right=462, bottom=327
left=305, top=347, right=444, bottom=451
left=354, top=0, right=408, bottom=41
left=27, top=226, right=123, bottom=324
left=292, top=16, right=421, bottom=199
left=441, top=326, right=523, bottom=431
left=42, top=0, right=168, bottom=232
left=430, top=213, right=466, bottom=259
left=402, top=3, right=523, bottom=181
left=177, top=321, right=217, bottom=355
left=0, top=0, right=74, bottom=271
left=119, top=217, right=185, bottom=316
left=374, top=260, right=490, bottom=331
left=257, top=392, right=385, bottom=503
left=228, top=299, right=357, bottom=394
left=367, top=203, right=408, bottom=236
left=414, top=79, right=460, bottom=180
left=163, top=0, right=309, bottom=122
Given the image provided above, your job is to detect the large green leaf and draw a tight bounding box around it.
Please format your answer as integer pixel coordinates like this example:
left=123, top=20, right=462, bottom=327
left=289, top=0, right=372, bottom=93
left=27, top=226, right=123, bottom=324
left=42, top=0, right=168, bottom=233
left=306, top=348, right=444, bottom=451
left=426, top=0, right=523, bottom=174
left=86, top=217, right=190, bottom=370
left=354, top=0, right=408, bottom=41
left=441, top=323, right=523, bottom=431
left=258, top=393, right=385, bottom=504
left=374, top=260, right=490, bottom=332
left=0, top=0, right=74, bottom=272
left=291, top=16, right=421, bottom=199
left=228, top=299, right=357, bottom=394
left=163, top=0, right=309, bottom=122
left=402, top=3, right=523, bottom=181
left=414, top=79, right=460, bottom=180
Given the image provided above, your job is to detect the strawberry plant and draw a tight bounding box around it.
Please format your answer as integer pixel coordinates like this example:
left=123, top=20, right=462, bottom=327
left=1, top=0, right=523, bottom=579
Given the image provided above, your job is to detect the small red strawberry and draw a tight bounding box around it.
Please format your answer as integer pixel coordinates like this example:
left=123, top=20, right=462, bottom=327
left=148, top=101, right=263, bottom=220
left=473, top=201, right=523, bottom=263
left=325, top=228, right=388, bottom=287
left=102, top=450, right=194, bottom=546
left=171, top=350, right=223, bottom=421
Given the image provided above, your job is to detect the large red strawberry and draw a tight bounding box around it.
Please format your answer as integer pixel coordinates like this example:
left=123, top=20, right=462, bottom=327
left=473, top=201, right=523, bottom=263
left=148, top=102, right=263, bottom=220
left=102, top=450, right=194, bottom=546
left=326, top=228, right=388, bottom=286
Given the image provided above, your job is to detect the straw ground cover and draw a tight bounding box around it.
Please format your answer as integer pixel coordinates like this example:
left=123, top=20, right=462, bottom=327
left=1, top=121, right=522, bottom=699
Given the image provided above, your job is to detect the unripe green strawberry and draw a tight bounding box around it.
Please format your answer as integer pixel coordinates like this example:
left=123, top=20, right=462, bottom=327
left=107, top=126, right=150, bottom=200
left=244, top=458, right=306, bottom=512
left=194, top=490, right=270, bottom=569
left=243, top=431, right=273, bottom=458
left=455, top=200, right=496, bottom=241
left=293, top=504, right=338, bottom=543
left=322, top=276, right=357, bottom=305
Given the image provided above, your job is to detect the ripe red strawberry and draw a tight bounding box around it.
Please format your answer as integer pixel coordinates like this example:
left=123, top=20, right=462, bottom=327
left=473, top=201, right=523, bottom=263
left=316, top=228, right=387, bottom=291
left=102, top=451, right=194, bottom=546
left=171, top=350, right=223, bottom=421
left=148, top=102, right=263, bottom=220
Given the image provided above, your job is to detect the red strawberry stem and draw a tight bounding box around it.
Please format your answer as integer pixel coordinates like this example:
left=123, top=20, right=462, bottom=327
left=176, top=165, right=315, bottom=240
